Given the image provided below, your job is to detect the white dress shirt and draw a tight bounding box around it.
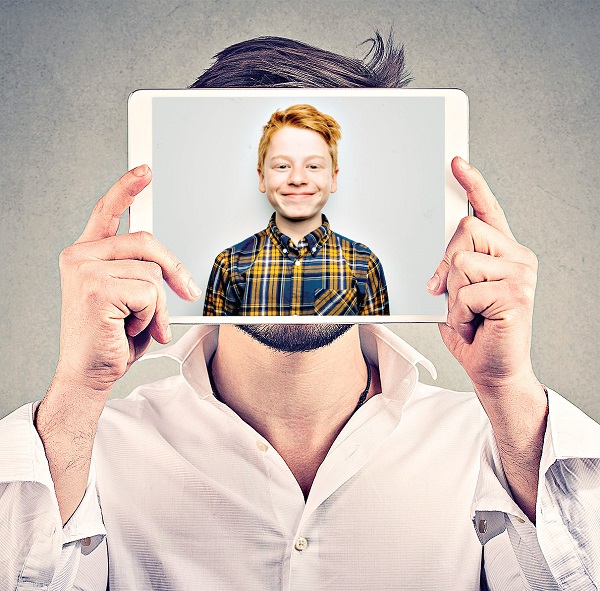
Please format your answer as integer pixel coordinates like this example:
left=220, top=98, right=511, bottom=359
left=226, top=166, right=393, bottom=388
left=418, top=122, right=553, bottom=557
left=1, top=325, right=599, bottom=590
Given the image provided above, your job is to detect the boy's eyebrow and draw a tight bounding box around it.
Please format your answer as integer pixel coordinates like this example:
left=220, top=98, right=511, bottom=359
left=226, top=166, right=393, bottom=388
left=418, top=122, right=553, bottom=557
left=269, top=154, right=328, bottom=161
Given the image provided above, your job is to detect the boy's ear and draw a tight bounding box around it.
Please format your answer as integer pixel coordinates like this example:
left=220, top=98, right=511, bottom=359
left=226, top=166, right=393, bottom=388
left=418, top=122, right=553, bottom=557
left=257, top=167, right=266, bottom=193
left=331, top=169, right=339, bottom=194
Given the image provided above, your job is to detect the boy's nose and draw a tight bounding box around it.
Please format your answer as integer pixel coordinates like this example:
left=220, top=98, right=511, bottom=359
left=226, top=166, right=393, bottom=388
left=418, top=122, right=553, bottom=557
left=288, top=167, right=308, bottom=185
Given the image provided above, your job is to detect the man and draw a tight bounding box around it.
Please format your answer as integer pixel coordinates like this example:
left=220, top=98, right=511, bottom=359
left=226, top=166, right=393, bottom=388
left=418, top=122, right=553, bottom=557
left=1, top=34, right=598, bottom=590
left=203, top=103, right=389, bottom=316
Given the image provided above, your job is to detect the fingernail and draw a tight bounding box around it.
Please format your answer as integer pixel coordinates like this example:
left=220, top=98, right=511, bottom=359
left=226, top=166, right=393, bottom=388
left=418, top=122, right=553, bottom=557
left=427, top=273, right=441, bottom=292
left=166, top=325, right=172, bottom=341
left=188, top=279, right=201, bottom=299
left=457, top=157, right=471, bottom=170
left=133, top=164, right=149, bottom=177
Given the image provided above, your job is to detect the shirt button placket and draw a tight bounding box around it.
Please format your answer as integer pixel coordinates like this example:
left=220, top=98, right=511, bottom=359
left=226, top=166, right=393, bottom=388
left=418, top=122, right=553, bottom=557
left=290, top=529, right=320, bottom=591
left=291, top=257, right=302, bottom=315
left=294, top=536, right=308, bottom=551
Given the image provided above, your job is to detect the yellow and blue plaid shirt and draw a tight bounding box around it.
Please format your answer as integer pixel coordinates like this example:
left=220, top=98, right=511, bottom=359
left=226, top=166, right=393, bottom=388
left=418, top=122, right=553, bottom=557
left=203, top=214, right=389, bottom=316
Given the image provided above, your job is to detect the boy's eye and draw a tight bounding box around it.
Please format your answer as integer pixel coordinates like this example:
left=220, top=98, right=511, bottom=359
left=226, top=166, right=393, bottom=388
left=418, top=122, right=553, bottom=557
left=307, top=164, right=319, bottom=170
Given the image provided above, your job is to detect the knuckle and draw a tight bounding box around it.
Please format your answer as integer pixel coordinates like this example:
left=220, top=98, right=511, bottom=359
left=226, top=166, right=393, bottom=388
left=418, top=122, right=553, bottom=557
left=134, top=230, right=155, bottom=246
left=527, top=265, right=538, bottom=288
left=458, top=216, right=477, bottom=233
left=523, top=284, right=536, bottom=304
left=92, top=197, right=107, bottom=216
left=59, top=246, right=77, bottom=268
left=451, top=250, right=467, bottom=268
left=147, top=261, right=163, bottom=281
left=491, top=199, right=505, bottom=217
left=441, top=250, right=453, bottom=269
left=173, top=260, right=186, bottom=277
left=457, top=217, right=469, bottom=232
left=453, top=285, right=467, bottom=306
left=509, top=280, right=535, bottom=306
left=517, top=244, right=538, bottom=270
left=155, top=283, right=168, bottom=308
left=527, top=250, right=539, bottom=271
left=512, top=261, right=528, bottom=281
left=144, top=282, right=159, bottom=306
left=520, top=263, right=537, bottom=287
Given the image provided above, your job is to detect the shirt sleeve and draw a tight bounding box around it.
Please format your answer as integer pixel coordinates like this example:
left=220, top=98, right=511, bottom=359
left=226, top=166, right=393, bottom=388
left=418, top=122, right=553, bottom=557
left=0, top=403, right=107, bottom=590
left=203, top=249, right=240, bottom=316
left=361, top=253, right=390, bottom=316
left=472, top=389, right=600, bottom=590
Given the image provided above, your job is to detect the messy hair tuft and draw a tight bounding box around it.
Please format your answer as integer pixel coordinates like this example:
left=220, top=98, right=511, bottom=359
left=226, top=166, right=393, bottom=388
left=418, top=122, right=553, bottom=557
left=190, top=31, right=412, bottom=89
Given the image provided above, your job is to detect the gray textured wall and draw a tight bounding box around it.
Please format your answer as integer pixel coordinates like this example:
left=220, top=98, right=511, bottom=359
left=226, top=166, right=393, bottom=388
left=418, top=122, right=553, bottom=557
left=1, top=1, right=598, bottom=421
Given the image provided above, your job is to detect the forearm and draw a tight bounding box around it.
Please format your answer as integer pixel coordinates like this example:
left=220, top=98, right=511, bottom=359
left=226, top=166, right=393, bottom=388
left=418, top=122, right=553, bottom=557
left=473, top=373, right=548, bottom=523
left=36, top=374, right=108, bottom=525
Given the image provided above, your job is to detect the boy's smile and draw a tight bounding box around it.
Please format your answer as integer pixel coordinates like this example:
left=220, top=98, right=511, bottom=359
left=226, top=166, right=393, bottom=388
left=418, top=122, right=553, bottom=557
left=258, top=126, right=338, bottom=242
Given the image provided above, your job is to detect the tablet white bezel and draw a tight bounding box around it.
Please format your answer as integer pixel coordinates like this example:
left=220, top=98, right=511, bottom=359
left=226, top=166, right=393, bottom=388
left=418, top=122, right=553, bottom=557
left=128, top=88, right=469, bottom=324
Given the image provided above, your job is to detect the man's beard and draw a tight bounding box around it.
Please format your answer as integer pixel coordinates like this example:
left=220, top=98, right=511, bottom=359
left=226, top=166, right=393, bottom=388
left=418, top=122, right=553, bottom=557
left=236, top=324, right=353, bottom=353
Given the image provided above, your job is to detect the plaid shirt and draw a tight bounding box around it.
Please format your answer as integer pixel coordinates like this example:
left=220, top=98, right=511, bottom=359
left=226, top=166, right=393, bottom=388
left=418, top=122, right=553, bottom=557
left=203, top=214, right=389, bottom=316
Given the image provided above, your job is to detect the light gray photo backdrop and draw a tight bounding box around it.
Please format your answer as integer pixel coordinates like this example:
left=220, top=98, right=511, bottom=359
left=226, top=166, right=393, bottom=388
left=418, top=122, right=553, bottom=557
left=149, top=95, right=445, bottom=319
left=2, top=1, right=599, bottom=422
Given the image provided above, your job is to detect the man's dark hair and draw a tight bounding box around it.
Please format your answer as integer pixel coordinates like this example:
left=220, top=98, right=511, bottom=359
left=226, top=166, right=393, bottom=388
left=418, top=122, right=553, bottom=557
left=190, top=31, right=411, bottom=89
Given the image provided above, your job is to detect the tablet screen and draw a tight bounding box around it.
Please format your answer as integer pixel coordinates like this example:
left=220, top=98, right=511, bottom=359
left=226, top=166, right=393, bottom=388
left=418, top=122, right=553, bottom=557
left=128, top=89, right=469, bottom=323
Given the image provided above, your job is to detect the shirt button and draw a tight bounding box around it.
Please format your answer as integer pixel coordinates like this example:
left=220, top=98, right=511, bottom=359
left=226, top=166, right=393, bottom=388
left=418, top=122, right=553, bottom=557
left=311, top=247, right=316, bottom=253
left=478, top=519, right=487, bottom=534
left=294, top=537, right=308, bottom=551
left=81, top=537, right=91, bottom=547
left=295, top=260, right=301, bottom=266
left=283, top=249, right=288, bottom=254
left=515, top=516, right=526, bottom=523
left=256, top=441, right=269, bottom=452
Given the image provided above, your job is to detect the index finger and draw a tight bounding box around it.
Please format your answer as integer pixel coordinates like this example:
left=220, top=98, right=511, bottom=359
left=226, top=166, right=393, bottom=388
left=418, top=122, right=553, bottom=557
left=451, top=157, right=515, bottom=241
left=76, top=165, right=151, bottom=244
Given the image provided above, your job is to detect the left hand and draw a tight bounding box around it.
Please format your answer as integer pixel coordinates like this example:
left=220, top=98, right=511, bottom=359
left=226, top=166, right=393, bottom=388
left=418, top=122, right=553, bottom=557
left=429, top=157, right=548, bottom=522
left=427, top=157, right=541, bottom=394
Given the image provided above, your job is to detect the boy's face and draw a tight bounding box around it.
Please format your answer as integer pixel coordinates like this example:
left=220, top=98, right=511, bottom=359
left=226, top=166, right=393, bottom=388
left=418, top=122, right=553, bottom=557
left=258, top=126, right=338, bottom=227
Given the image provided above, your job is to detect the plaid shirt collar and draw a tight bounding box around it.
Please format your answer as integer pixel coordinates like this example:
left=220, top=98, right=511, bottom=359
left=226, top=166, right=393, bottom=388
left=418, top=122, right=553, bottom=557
left=266, top=213, right=330, bottom=257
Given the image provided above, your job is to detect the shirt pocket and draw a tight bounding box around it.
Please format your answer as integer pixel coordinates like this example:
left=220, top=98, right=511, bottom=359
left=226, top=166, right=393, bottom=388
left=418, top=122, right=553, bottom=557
left=314, top=288, right=359, bottom=316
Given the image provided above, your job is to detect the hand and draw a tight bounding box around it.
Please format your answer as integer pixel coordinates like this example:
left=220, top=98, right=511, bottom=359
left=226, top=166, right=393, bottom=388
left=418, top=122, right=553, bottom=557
left=427, top=157, right=541, bottom=395
left=427, top=157, right=549, bottom=522
left=36, top=165, right=201, bottom=525
left=55, top=165, right=201, bottom=396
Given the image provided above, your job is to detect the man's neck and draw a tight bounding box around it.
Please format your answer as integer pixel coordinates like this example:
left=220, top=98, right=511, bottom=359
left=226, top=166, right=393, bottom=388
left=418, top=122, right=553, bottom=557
left=275, top=212, right=322, bottom=245
left=210, top=325, right=380, bottom=498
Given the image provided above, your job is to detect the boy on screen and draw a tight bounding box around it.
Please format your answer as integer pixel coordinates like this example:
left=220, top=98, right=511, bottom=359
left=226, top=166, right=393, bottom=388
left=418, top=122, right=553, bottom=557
left=203, top=104, right=390, bottom=316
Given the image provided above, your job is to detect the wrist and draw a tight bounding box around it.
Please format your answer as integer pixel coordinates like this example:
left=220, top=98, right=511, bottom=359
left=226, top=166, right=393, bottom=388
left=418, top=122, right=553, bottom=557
left=53, top=358, right=118, bottom=399
left=37, top=372, right=111, bottom=435
left=473, top=372, right=548, bottom=452
left=471, top=369, right=546, bottom=408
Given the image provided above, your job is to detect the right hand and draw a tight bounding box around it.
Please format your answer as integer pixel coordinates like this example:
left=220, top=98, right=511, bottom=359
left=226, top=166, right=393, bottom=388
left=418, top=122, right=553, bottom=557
left=54, top=165, right=201, bottom=396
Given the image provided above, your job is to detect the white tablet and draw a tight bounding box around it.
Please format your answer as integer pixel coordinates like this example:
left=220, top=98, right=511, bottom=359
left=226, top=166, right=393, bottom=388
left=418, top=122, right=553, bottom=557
left=128, top=88, right=469, bottom=324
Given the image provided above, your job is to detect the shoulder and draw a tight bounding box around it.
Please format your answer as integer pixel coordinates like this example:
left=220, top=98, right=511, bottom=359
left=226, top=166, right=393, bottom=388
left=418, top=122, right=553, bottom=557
left=330, top=230, right=376, bottom=256
left=328, top=231, right=367, bottom=253
left=329, top=231, right=383, bottom=272
left=230, top=228, right=269, bottom=254
left=213, top=229, right=269, bottom=265
left=404, top=382, right=489, bottom=438
left=100, top=375, right=193, bottom=433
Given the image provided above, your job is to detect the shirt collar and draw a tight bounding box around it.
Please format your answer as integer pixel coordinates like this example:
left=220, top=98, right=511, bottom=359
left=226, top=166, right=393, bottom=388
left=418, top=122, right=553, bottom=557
left=266, top=213, right=330, bottom=257
left=141, top=324, right=436, bottom=406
